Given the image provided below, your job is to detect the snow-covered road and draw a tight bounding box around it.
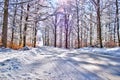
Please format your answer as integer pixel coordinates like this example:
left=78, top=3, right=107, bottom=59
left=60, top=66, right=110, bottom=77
left=0, top=47, right=120, bottom=80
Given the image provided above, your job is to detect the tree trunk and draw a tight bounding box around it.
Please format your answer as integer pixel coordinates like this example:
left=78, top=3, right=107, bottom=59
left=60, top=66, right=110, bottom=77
left=90, top=14, right=92, bottom=46
left=76, top=0, right=80, bottom=48
left=33, top=28, right=37, bottom=47
left=65, top=29, right=68, bottom=48
left=54, top=14, right=57, bottom=47
left=59, top=26, right=63, bottom=47
left=47, top=29, right=49, bottom=46
left=33, top=22, right=37, bottom=47
left=71, top=32, right=74, bottom=48
left=2, top=0, right=9, bottom=48
left=54, top=27, right=57, bottom=47
left=23, top=3, right=30, bottom=47
left=80, top=27, right=83, bottom=47
left=116, top=0, right=120, bottom=46
left=19, top=2, right=23, bottom=46
left=65, top=14, right=69, bottom=48
left=97, top=0, right=103, bottom=48
left=11, top=4, right=17, bottom=48
left=114, top=20, right=116, bottom=43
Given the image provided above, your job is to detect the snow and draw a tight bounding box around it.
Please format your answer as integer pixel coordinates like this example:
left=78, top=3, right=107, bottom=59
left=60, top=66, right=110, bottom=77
left=79, top=47, right=120, bottom=57
left=0, top=46, right=120, bottom=80
left=36, top=30, right=43, bottom=47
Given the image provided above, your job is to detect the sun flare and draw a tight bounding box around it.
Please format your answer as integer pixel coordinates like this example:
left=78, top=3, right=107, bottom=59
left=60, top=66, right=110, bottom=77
left=57, top=0, right=69, bottom=4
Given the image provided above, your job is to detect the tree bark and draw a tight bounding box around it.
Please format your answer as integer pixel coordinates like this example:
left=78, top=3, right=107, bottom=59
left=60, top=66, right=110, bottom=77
left=76, top=0, right=80, bottom=48
left=90, top=14, right=92, bottom=46
left=59, top=26, right=63, bottom=47
left=64, top=14, right=69, bottom=48
left=97, top=0, right=103, bottom=48
left=33, top=21, right=37, bottom=47
left=2, top=0, right=9, bottom=48
left=23, top=3, right=30, bottom=47
left=54, top=14, right=57, bottom=47
left=19, top=2, right=23, bottom=46
left=11, top=3, right=17, bottom=48
left=33, top=28, right=37, bottom=47
left=114, top=20, right=116, bottom=43
left=80, top=27, right=83, bottom=47
left=116, top=0, right=120, bottom=46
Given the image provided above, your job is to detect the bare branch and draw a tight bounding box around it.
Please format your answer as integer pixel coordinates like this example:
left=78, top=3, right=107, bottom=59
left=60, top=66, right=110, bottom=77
left=90, top=0, right=97, bottom=6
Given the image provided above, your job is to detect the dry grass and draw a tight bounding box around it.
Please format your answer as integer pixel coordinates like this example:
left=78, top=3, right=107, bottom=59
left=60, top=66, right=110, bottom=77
left=26, top=42, right=33, bottom=47
left=0, top=39, right=33, bottom=50
left=0, top=38, right=119, bottom=49
left=0, top=39, right=2, bottom=47
left=7, top=42, right=22, bottom=50
left=7, top=42, right=33, bottom=50
left=105, top=41, right=117, bottom=48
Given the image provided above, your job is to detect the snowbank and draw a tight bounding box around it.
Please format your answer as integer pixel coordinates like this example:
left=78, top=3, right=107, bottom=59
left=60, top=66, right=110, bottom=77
left=79, top=47, right=120, bottom=57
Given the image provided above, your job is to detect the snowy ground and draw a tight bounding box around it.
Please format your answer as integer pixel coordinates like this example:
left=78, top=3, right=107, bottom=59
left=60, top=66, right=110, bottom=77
left=0, top=47, right=120, bottom=80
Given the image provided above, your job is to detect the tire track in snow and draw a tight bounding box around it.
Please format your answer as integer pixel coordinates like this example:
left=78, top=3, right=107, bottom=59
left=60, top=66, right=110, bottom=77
left=43, top=53, right=72, bottom=80
left=40, top=48, right=87, bottom=80
left=40, top=48, right=74, bottom=80
left=55, top=55, right=103, bottom=80
left=51, top=57, right=74, bottom=80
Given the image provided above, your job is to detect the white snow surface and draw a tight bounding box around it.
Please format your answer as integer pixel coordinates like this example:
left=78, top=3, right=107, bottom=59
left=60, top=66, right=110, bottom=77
left=0, top=46, right=120, bottom=80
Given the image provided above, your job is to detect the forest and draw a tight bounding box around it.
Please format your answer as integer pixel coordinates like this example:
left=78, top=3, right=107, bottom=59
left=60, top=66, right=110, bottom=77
left=0, top=0, right=120, bottom=80
left=0, top=0, right=120, bottom=49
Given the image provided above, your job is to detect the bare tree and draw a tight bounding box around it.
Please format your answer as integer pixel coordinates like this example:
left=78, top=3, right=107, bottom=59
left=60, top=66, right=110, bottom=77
left=97, top=0, right=103, bottom=48
left=19, top=1, right=23, bottom=46
left=54, top=14, right=58, bottom=47
left=11, top=0, right=18, bottom=48
left=64, top=13, right=69, bottom=48
left=76, top=0, right=80, bottom=48
left=90, top=0, right=103, bottom=47
left=23, top=3, right=30, bottom=47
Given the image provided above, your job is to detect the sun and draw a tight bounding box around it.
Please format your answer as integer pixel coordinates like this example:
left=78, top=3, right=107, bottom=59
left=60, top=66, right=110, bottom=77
left=57, top=0, right=69, bottom=4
